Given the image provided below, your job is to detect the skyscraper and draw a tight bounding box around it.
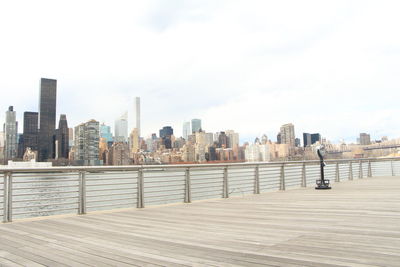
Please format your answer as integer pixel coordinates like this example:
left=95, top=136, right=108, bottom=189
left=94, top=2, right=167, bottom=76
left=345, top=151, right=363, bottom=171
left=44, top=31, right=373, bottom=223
left=115, top=112, right=128, bottom=142
left=160, top=126, right=173, bottom=138
left=22, top=111, right=38, bottom=154
left=191, top=119, right=201, bottom=133
left=280, top=123, right=295, bottom=147
left=100, top=123, right=113, bottom=143
left=129, top=128, right=140, bottom=154
left=182, top=121, right=191, bottom=140
left=303, top=132, right=321, bottom=147
left=129, top=97, right=141, bottom=137
left=311, top=133, right=321, bottom=145
left=56, top=114, right=69, bottom=159
left=160, top=126, right=173, bottom=149
left=360, top=133, right=371, bottom=146
left=303, top=133, right=312, bottom=147
left=75, top=120, right=100, bottom=166
left=4, top=106, right=18, bottom=161
left=218, top=131, right=229, bottom=148
left=225, top=130, right=239, bottom=148
left=135, top=97, right=140, bottom=137
left=38, top=78, right=57, bottom=161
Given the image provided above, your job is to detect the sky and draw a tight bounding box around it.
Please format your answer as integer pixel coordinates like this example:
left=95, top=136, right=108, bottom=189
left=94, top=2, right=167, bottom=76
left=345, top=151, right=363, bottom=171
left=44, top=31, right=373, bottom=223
left=1, top=0, right=400, bottom=144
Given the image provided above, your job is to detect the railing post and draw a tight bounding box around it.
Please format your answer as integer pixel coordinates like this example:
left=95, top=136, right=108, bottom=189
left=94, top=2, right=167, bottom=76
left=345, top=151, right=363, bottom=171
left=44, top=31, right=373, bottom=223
left=78, top=171, right=86, bottom=215
left=137, top=169, right=144, bottom=208
left=335, top=162, right=340, bottom=182
left=349, top=162, right=353, bottom=180
left=280, top=164, right=285, bottom=191
left=254, top=166, right=260, bottom=194
left=391, top=161, right=394, bottom=176
left=368, top=160, right=372, bottom=177
left=2, top=172, right=7, bottom=223
left=3, top=172, right=12, bottom=223
left=8, top=172, right=12, bottom=222
left=301, top=163, right=306, bottom=187
left=223, top=167, right=229, bottom=198
left=359, top=161, right=363, bottom=179
left=184, top=168, right=191, bottom=203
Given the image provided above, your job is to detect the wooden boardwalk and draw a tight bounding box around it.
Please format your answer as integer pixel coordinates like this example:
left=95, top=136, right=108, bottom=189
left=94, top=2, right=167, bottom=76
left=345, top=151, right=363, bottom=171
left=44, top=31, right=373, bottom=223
left=1, top=176, right=400, bottom=266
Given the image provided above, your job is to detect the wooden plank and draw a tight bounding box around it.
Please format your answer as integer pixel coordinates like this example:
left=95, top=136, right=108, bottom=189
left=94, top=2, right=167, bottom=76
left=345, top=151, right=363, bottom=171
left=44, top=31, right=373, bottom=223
left=0, top=176, right=398, bottom=266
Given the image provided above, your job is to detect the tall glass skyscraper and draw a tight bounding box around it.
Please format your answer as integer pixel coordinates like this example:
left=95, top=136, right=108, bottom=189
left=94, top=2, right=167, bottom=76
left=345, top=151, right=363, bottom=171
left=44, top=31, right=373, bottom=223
left=56, top=114, right=69, bottom=159
left=115, top=112, right=128, bottom=142
left=23, top=111, right=38, bottom=154
left=182, top=121, right=191, bottom=140
left=100, top=123, right=113, bottom=143
left=38, top=78, right=57, bottom=161
left=191, top=119, right=202, bottom=133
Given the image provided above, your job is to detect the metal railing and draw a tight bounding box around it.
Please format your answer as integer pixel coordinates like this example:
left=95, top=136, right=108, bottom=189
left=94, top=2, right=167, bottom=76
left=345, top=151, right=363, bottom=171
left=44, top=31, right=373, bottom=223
left=1, top=157, right=400, bottom=222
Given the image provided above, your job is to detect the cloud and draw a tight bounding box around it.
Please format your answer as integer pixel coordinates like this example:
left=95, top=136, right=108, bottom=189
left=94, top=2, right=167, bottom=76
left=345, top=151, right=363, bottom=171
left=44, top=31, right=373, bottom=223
left=0, top=0, right=399, bottom=144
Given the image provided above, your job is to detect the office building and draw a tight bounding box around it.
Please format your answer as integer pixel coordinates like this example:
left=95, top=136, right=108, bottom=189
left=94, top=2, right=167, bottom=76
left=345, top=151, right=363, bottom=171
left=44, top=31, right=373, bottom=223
left=280, top=123, right=295, bottom=147
left=160, top=126, right=173, bottom=138
left=18, top=134, right=24, bottom=158
left=160, top=126, right=173, bottom=149
left=129, top=97, right=141, bottom=137
left=360, top=133, right=371, bottom=146
left=218, top=131, right=229, bottom=148
left=100, top=123, right=113, bottom=143
left=115, top=112, right=128, bottom=142
left=129, top=128, right=140, bottom=154
left=191, top=119, right=202, bottom=133
left=75, top=120, right=100, bottom=166
left=303, top=132, right=321, bottom=147
left=311, top=133, right=321, bottom=145
left=22, top=112, right=38, bottom=154
left=182, top=121, right=191, bottom=140
left=205, top=132, right=214, bottom=146
left=68, top=128, right=74, bottom=149
left=110, top=142, right=130, bottom=165
left=261, top=134, right=268, bottom=144
left=295, top=138, right=301, bottom=147
left=277, top=133, right=281, bottom=144
left=303, top=133, right=312, bottom=147
left=56, top=114, right=69, bottom=159
left=225, top=130, right=239, bottom=148
left=38, top=78, right=57, bottom=161
left=4, top=106, right=18, bottom=161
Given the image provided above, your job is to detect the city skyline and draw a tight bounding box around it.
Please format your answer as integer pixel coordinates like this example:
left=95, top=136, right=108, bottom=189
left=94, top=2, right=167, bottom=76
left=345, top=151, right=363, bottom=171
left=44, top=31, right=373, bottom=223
left=1, top=1, right=400, bottom=143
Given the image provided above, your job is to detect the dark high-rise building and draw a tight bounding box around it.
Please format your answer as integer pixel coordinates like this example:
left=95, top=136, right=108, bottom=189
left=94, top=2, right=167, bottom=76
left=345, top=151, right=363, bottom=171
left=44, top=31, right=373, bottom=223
left=159, top=126, right=173, bottom=149
left=159, top=126, right=173, bottom=138
left=277, top=133, right=281, bottom=144
left=207, top=146, right=217, bottom=161
left=303, top=133, right=321, bottom=147
left=311, top=133, right=321, bottom=145
left=191, top=119, right=202, bottom=133
left=303, top=133, right=311, bottom=147
left=218, top=131, right=229, bottom=148
left=38, top=78, right=57, bottom=161
left=56, top=114, right=69, bottom=159
left=23, top=112, right=39, bottom=154
left=295, top=138, right=301, bottom=147
left=17, top=134, right=24, bottom=158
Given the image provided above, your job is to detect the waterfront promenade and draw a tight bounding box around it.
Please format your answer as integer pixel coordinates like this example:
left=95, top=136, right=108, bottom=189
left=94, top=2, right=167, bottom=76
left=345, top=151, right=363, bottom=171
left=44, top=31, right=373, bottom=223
left=0, top=176, right=399, bottom=266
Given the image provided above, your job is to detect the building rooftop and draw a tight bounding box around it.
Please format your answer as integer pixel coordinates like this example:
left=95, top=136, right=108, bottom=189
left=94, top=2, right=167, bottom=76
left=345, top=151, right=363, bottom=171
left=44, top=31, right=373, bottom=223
left=0, top=176, right=399, bottom=266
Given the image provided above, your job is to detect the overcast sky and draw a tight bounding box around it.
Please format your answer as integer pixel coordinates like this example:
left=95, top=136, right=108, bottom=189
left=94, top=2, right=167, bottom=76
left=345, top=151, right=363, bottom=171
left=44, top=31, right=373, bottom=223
left=1, top=0, right=399, bottom=144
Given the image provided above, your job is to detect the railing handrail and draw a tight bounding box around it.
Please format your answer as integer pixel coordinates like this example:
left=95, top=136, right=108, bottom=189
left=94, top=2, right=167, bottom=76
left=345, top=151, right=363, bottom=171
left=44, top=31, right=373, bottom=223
left=1, top=157, right=399, bottom=223
left=1, top=157, right=399, bottom=173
